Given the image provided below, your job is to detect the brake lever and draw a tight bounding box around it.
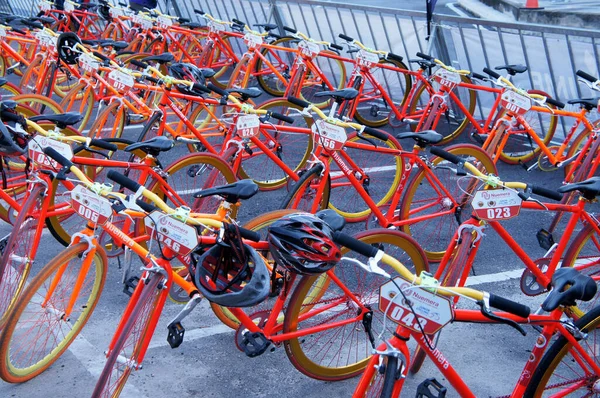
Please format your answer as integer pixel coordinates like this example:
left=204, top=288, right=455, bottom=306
left=82, top=147, right=111, bottom=159
left=356, top=132, right=379, bottom=148
left=478, top=300, right=527, bottom=336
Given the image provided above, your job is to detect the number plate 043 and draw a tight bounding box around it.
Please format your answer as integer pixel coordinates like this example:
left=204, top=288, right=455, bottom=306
left=472, top=188, right=522, bottom=221
left=379, top=277, right=453, bottom=335
left=144, top=210, right=199, bottom=256
left=70, top=185, right=113, bottom=225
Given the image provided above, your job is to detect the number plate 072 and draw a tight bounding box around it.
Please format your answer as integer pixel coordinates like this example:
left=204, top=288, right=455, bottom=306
left=472, top=188, right=522, bottom=221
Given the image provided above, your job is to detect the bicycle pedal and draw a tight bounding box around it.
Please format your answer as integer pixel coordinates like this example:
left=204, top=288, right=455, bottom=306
left=166, top=322, right=185, bottom=349
left=536, top=229, right=555, bottom=251
left=241, top=331, right=270, bottom=358
left=416, top=378, right=447, bottom=398
left=122, top=276, right=140, bottom=297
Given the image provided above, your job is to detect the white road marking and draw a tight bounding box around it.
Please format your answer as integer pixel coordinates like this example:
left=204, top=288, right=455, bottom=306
left=446, top=2, right=471, bottom=18
left=147, top=324, right=233, bottom=350
left=464, top=268, right=524, bottom=286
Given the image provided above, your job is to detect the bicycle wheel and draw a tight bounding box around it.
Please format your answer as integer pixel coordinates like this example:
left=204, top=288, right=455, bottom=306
left=283, top=229, right=428, bottom=380
left=238, top=100, right=313, bottom=190
left=0, top=80, right=21, bottom=101
left=524, top=305, right=600, bottom=397
left=327, top=133, right=402, bottom=221
left=92, top=271, right=165, bottom=397
left=398, top=144, right=497, bottom=262
left=498, top=90, right=558, bottom=165
left=13, top=94, right=64, bottom=117
left=59, top=83, right=95, bottom=133
left=353, top=58, right=412, bottom=128
left=0, top=185, right=44, bottom=328
left=0, top=242, right=107, bottom=383
left=255, top=36, right=296, bottom=97
left=19, top=54, right=43, bottom=94
left=408, top=75, right=476, bottom=144
left=564, top=123, right=600, bottom=180
left=87, top=101, right=126, bottom=139
left=281, top=165, right=331, bottom=213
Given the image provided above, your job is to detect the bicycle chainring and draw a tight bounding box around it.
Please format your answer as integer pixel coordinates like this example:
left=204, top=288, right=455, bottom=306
left=537, top=145, right=560, bottom=172
left=234, top=310, right=273, bottom=355
left=520, top=258, right=550, bottom=296
left=168, top=266, right=192, bottom=304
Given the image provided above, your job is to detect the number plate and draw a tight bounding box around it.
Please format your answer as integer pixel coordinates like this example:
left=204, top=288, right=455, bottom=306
left=107, top=69, right=134, bottom=93
left=79, top=53, right=99, bottom=73
left=472, top=189, right=522, bottom=221
left=35, top=30, right=57, bottom=49
left=64, top=1, right=75, bottom=12
left=109, top=7, right=125, bottom=18
left=312, top=119, right=347, bottom=151
left=434, top=69, right=462, bottom=89
left=298, top=40, right=320, bottom=57
left=379, top=278, right=453, bottom=335
left=357, top=50, right=380, bottom=68
left=70, top=185, right=112, bottom=225
left=27, top=137, right=73, bottom=170
left=500, top=90, right=532, bottom=115
left=144, top=210, right=199, bottom=256
left=132, top=14, right=154, bottom=30
left=157, top=15, right=172, bottom=29
left=208, top=21, right=225, bottom=33
left=244, top=33, right=263, bottom=48
left=236, top=114, right=260, bottom=138
left=39, top=1, right=51, bottom=11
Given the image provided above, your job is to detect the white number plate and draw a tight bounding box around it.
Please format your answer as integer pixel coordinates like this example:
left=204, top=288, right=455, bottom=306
left=357, top=50, right=379, bottom=68
left=70, top=185, right=112, bottom=225
left=298, top=40, right=320, bottom=57
left=64, top=1, right=75, bottom=12
left=472, top=189, right=523, bottom=221
left=379, top=277, right=453, bottom=335
left=35, top=30, right=57, bottom=49
left=109, top=7, right=125, bottom=18
left=208, top=21, right=225, bottom=33
left=144, top=210, right=199, bottom=256
left=39, top=1, right=51, bottom=11
left=500, top=90, right=532, bottom=115
left=244, top=33, right=263, bottom=48
left=157, top=15, right=173, bottom=29
left=28, top=137, right=73, bottom=170
left=312, top=119, right=347, bottom=151
left=132, top=14, right=154, bottom=30
left=236, top=114, right=260, bottom=138
left=79, top=53, right=100, bottom=73
left=434, top=69, right=462, bottom=88
left=107, top=69, right=135, bottom=93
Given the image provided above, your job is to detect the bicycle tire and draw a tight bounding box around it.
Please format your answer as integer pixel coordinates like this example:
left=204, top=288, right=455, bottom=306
left=87, top=100, right=126, bottom=139
left=12, top=93, right=64, bottom=117
left=0, top=242, right=106, bottom=383
left=407, top=75, right=476, bottom=144
left=564, top=122, right=600, bottom=180
left=0, top=80, right=21, bottom=101
left=19, top=54, right=43, bottom=95
left=353, top=58, right=412, bottom=128
left=59, top=83, right=95, bottom=133
left=92, top=271, right=164, bottom=397
left=281, top=165, right=331, bottom=213
left=283, top=229, right=428, bottom=380
left=255, top=36, right=296, bottom=97
left=524, top=305, right=600, bottom=397
left=398, top=144, right=496, bottom=262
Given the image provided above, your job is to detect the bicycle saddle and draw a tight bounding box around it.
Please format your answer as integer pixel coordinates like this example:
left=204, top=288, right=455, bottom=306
left=142, top=53, right=175, bottom=65
left=396, top=130, right=443, bottom=146
left=181, top=22, right=205, bottom=29
left=124, top=136, right=174, bottom=155
left=558, top=177, right=600, bottom=200
left=0, top=78, right=6, bottom=87
left=227, top=87, right=263, bottom=99
left=567, top=97, right=599, bottom=111
left=409, top=59, right=436, bottom=69
left=34, top=16, right=55, bottom=24
left=29, top=112, right=84, bottom=128
left=194, top=179, right=259, bottom=203
left=316, top=209, right=346, bottom=232
left=101, top=41, right=128, bottom=50
left=541, top=268, right=597, bottom=311
left=20, top=19, right=44, bottom=30
left=495, top=64, right=527, bottom=76
left=313, top=88, right=359, bottom=100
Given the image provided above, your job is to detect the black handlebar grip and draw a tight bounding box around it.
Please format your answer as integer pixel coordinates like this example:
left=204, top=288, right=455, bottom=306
left=92, top=51, right=111, bottom=62
left=545, top=97, right=565, bottom=109
left=232, top=18, right=245, bottom=26
left=135, top=199, right=157, bottom=213
left=488, top=294, right=530, bottom=319
left=386, top=52, right=403, bottom=62
left=178, top=17, right=190, bottom=23
left=12, top=27, right=27, bottom=35
left=144, top=75, right=160, bottom=84
left=206, top=82, right=229, bottom=97
left=471, top=72, right=487, bottom=80
left=362, top=126, right=389, bottom=142
left=430, top=146, right=463, bottom=164
left=333, top=232, right=379, bottom=258
left=530, top=185, right=563, bottom=201
left=43, top=147, right=74, bottom=169
left=287, top=96, right=310, bottom=108
left=118, top=1, right=127, bottom=7
left=193, top=9, right=205, bottom=15
left=338, top=33, right=353, bottom=42
left=329, top=43, right=343, bottom=51
left=483, top=67, right=502, bottom=80
left=193, top=83, right=212, bottom=93
left=239, top=227, right=261, bottom=242
left=129, top=59, right=149, bottom=69
left=107, top=170, right=142, bottom=193
left=416, top=52, right=434, bottom=61
left=576, top=70, right=599, bottom=83
left=283, top=26, right=297, bottom=33
left=270, top=112, right=294, bottom=124
left=88, top=139, right=118, bottom=151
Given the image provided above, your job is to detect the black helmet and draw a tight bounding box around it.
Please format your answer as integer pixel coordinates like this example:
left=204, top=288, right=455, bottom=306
left=193, top=242, right=270, bottom=308
left=268, top=213, right=341, bottom=275
left=57, top=32, right=82, bottom=65
left=0, top=121, right=27, bottom=157
left=169, top=62, right=207, bottom=96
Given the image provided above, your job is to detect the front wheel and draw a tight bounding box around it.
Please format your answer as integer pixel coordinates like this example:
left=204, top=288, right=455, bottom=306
left=0, top=243, right=107, bottom=383
left=281, top=165, right=330, bottom=213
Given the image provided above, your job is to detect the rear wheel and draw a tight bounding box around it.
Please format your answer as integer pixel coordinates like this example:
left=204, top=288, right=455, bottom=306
left=87, top=101, right=126, bottom=139
left=59, top=83, right=95, bottom=132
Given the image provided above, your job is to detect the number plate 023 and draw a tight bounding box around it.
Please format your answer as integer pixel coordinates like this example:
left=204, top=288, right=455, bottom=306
left=379, top=278, right=453, bottom=335
left=70, top=185, right=113, bottom=225
left=472, top=189, right=522, bottom=221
